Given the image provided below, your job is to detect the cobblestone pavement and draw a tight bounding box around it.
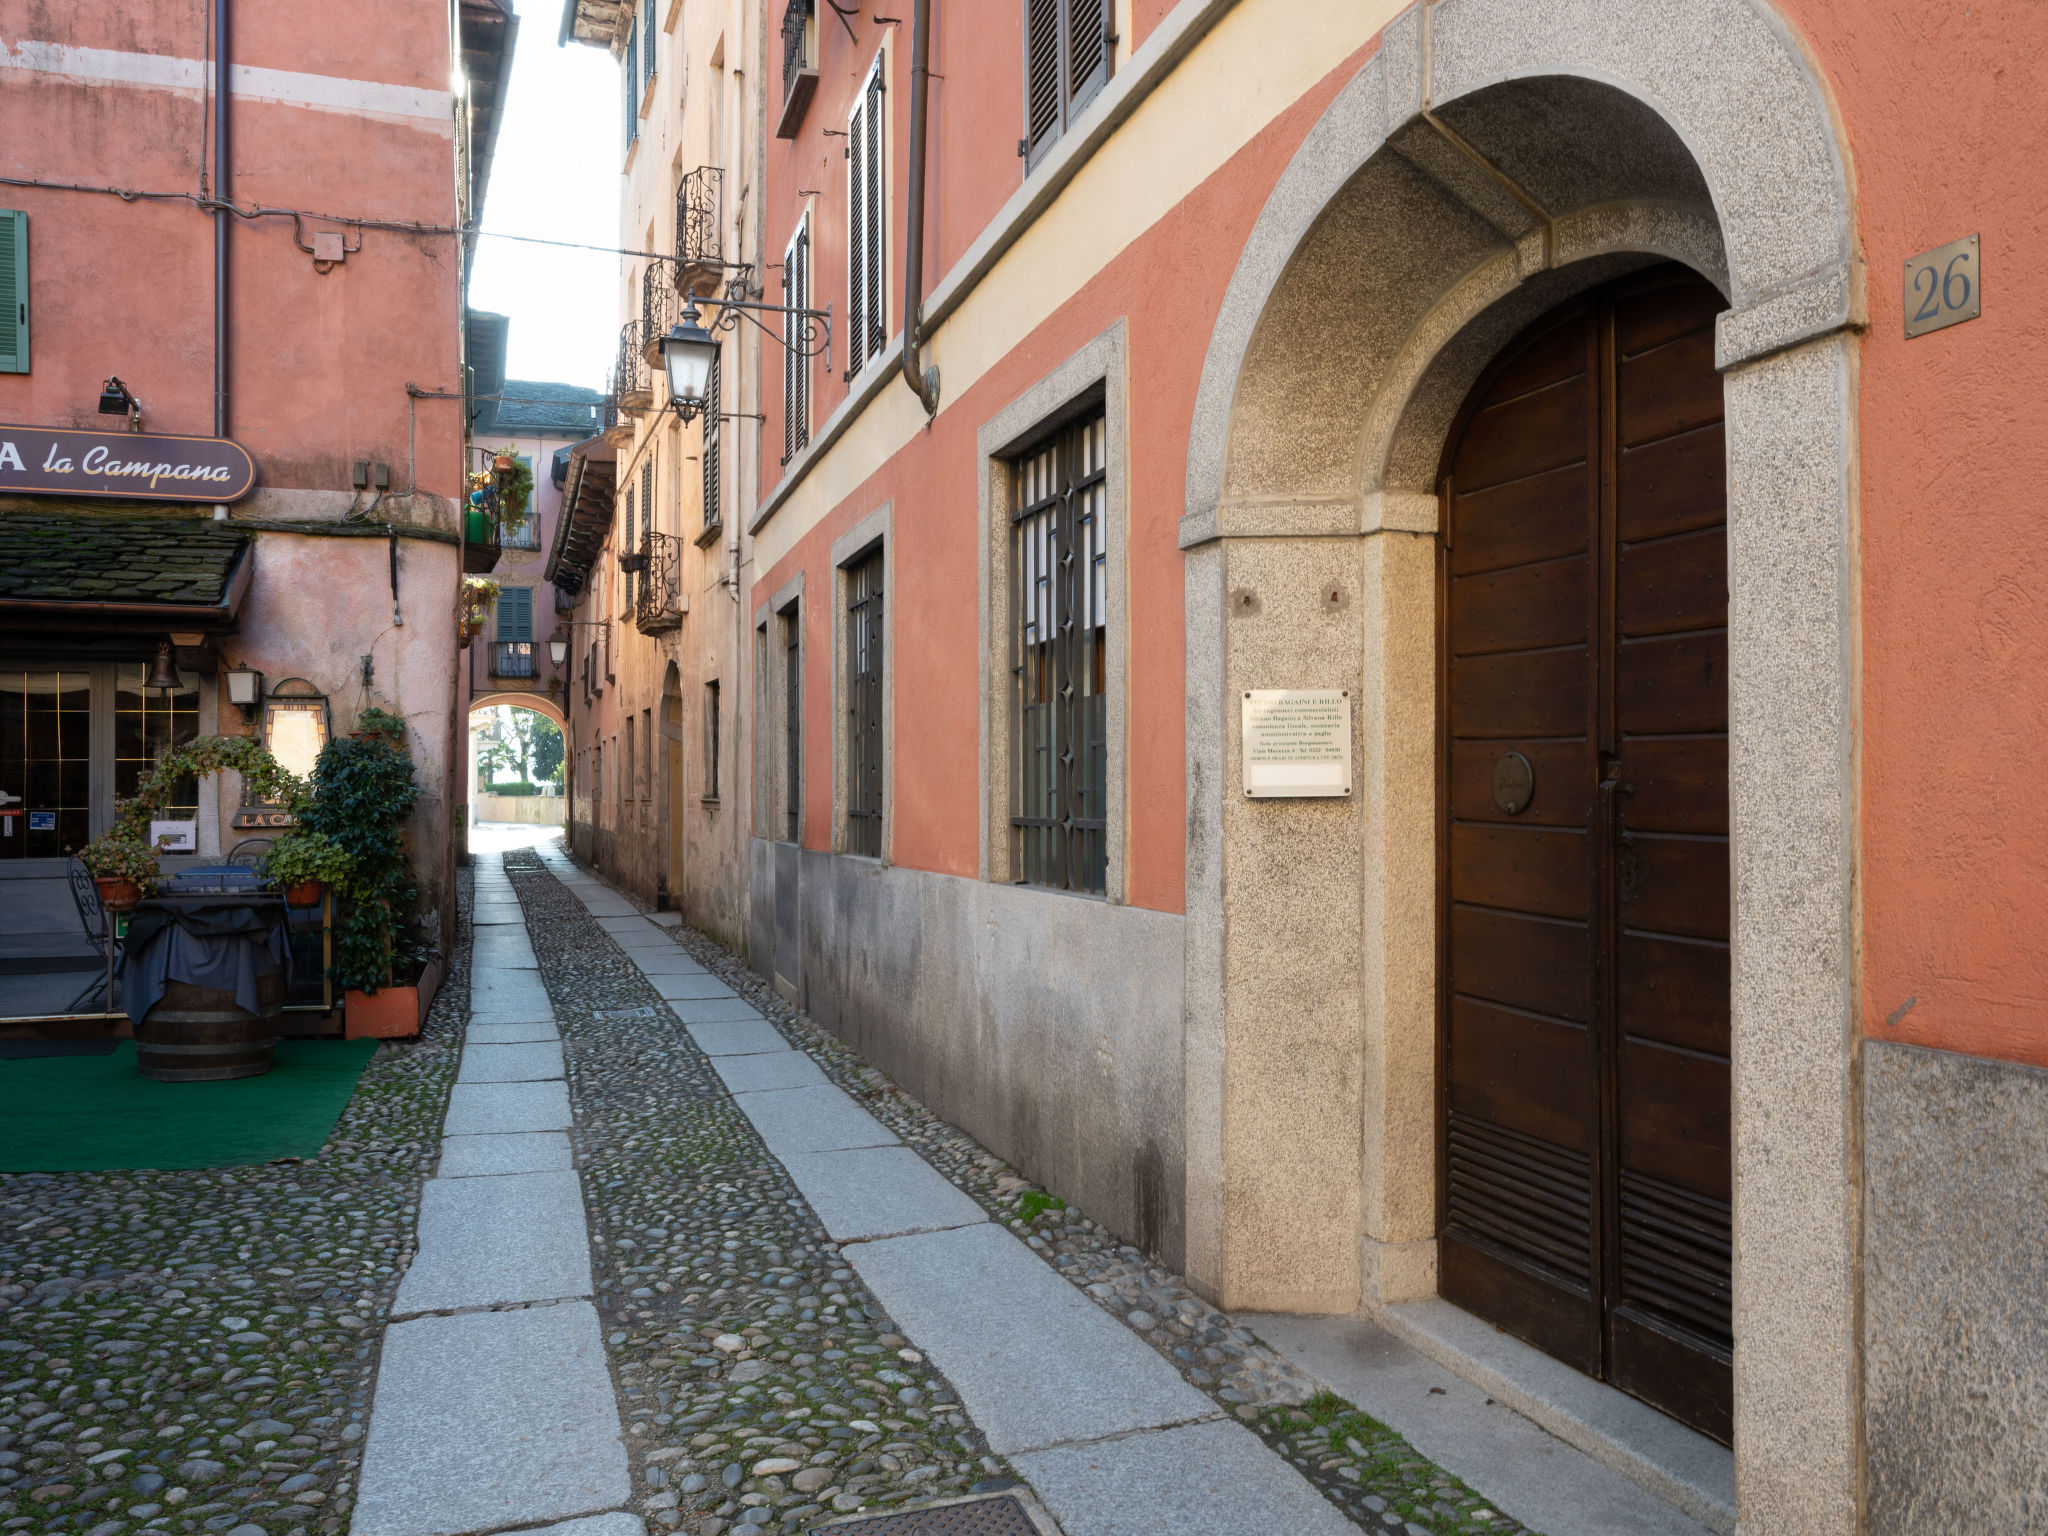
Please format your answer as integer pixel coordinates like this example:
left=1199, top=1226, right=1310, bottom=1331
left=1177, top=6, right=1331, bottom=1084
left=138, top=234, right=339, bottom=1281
left=635, top=887, right=1533, bottom=1536
left=504, top=851, right=1012, bottom=1535
left=0, top=875, right=471, bottom=1536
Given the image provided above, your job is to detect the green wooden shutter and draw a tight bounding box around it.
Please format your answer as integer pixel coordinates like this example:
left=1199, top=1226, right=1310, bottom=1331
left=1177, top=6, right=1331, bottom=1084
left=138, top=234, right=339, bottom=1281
left=0, top=211, right=26, bottom=374
left=498, top=585, right=533, bottom=643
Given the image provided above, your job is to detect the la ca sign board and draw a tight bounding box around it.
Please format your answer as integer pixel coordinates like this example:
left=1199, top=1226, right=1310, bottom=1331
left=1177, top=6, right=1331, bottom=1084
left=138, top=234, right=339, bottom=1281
left=0, top=424, right=257, bottom=503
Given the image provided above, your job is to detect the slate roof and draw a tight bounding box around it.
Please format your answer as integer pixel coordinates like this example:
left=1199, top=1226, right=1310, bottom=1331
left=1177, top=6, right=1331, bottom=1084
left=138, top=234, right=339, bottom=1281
left=0, top=514, right=249, bottom=605
left=484, top=379, right=607, bottom=438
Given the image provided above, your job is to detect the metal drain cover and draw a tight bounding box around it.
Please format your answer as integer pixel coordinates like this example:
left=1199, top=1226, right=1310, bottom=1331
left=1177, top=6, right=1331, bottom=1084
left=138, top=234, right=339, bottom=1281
left=591, top=1005, right=671, bottom=1020
left=816, top=1491, right=1046, bottom=1536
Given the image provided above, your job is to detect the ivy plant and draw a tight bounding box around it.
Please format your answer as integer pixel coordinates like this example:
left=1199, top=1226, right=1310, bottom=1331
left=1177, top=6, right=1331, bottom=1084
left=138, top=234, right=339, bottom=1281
left=298, top=722, right=426, bottom=992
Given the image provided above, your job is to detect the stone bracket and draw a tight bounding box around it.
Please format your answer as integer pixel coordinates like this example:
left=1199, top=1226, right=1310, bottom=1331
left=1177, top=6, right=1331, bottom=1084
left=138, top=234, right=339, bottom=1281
left=1716, top=260, right=1865, bottom=371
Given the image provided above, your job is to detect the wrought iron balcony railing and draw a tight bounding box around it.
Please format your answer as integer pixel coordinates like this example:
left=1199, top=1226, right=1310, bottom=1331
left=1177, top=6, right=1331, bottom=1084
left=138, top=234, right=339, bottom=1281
left=490, top=641, right=537, bottom=679
left=614, top=320, right=653, bottom=412
left=777, top=0, right=817, bottom=138
left=675, top=166, right=723, bottom=289
left=642, top=263, right=678, bottom=349
left=635, top=531, right=685, bottom=633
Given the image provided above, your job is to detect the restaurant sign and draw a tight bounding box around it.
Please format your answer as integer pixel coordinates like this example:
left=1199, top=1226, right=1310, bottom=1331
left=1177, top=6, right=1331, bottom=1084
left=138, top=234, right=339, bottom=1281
left=0, top=423, right=257, bottom=504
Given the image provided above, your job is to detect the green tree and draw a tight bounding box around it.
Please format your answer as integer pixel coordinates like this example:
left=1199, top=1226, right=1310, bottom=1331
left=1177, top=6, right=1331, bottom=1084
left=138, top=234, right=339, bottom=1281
left=530, top=714, right=565, bottom=784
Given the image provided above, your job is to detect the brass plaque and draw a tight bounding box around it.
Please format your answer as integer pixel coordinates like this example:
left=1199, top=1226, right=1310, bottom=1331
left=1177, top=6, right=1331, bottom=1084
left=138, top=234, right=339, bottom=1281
left=1242, top=689, right=1352, bottom=798
left=1904, top=234, right=1980, bottom=339
left=1492, top=752, right=1534, bottom=815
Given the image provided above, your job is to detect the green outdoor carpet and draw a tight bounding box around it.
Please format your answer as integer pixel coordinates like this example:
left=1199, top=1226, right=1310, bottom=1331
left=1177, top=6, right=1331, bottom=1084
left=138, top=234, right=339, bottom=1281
left=0, top=1040, right=377, bottom=1172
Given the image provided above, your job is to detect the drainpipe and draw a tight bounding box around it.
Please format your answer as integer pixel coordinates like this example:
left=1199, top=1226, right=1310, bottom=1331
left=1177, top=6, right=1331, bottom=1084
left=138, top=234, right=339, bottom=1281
left=213, top=0, right=232, bottom=438
left=900, top=0, right=940, bottom=415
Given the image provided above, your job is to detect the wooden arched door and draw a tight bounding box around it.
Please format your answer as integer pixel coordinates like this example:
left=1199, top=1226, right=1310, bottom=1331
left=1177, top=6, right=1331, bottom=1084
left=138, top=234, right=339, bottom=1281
left=1438, top=266, right=1732, bottom=1442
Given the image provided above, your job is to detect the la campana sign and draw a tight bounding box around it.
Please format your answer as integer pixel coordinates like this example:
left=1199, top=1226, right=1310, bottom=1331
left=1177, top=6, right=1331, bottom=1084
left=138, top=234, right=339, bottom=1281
left=0, top=424, right=257, bottom=503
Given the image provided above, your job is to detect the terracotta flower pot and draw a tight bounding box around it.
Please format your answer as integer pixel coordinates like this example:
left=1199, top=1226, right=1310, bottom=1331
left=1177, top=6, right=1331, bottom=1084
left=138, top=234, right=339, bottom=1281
left=95, top=876, right=142, bottom=912
left=284, top=880, right=324, bottom=908
left=493, top=454, right=516, bottom=473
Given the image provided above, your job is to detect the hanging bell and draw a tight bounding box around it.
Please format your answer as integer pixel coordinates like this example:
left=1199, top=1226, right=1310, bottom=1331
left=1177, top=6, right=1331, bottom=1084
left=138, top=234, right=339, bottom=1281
left=145, top=640, right=183, bottom=695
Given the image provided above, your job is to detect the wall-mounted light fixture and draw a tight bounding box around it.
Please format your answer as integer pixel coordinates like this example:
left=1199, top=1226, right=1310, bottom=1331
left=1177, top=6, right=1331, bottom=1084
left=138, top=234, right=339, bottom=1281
left=654, top=285, right=831, bottom=424
left=548, top=633, right=569, bottom=667
left=224, top=665, right=264, bottom=722
left=97, top=376, right=144, bottom=432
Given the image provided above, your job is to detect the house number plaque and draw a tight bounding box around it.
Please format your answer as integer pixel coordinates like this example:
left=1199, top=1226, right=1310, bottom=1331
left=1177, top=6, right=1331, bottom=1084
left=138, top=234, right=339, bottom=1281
left=1242, top=689, right=1352, bottom=798
left=1903, top=234, right=1980, bottom=339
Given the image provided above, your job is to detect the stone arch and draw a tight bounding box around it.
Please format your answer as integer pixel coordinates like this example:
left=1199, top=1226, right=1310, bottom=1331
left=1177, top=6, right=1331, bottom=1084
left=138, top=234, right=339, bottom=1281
left=467, top=691, right=566, bottom=730
left=1180, top=4, right=1859, bottom=1528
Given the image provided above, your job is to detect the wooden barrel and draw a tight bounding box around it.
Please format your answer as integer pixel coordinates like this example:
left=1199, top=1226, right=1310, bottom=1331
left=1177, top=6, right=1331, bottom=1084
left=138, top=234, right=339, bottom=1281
left=135, top=971, right=285, bottom=1082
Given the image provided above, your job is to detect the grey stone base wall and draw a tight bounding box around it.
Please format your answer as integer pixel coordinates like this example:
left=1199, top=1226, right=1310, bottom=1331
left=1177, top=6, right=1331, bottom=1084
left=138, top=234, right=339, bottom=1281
left=748, top=840, right=1188, bottom=1269
left=1864, top=1039, right=2048, bottom=1533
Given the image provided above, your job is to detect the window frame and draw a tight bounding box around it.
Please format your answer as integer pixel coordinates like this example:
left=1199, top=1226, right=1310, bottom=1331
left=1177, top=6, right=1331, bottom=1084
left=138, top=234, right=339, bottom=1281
left=845, top=48, right=889, bottom=378
left=1022, top=0, right=1114, bottom=170
left=781, top=214, right=813, bottom=464
left=780, top=599, right=802, bottom=843
left=0, top=209, right=27, bottom=375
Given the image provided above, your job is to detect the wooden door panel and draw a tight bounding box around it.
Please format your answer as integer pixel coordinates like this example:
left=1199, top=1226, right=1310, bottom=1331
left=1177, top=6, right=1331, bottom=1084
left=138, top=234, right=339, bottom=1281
left=1449, top=647, right=1589, bottom=737
left=1449, top=555, right=1590, bottom=655
left=1450, top=738, right=1592, bottom=828
left=1620, top=833, right=1729, bottom=941
left=1615, top=632, right=1726, bottom=734
left=1616, top=1038, right=1731, bottom=1198
left=1442, top=1233, right=1601, bottom=1375
left=1614, top=279, right=1727, bottom=355
left=1482, top=311, right=1588, bottom=401
left=1617, top=327, right=1723, bottom=446
left=1448, top=998, right=1593, bottom=1148
left=1617, top=528, right=1726, bottom=636
left=1610, top=1311, right=1732, bottom=1445
left=1619, top=739, right=1726, bottom=835
left=1451, top=824, right=1591, bottom=920
left=1450, top=463, right=1590, bottom=576
left=1450, top=906, right=1592, bottom=1022
left=1453, top=378, right=1590, bottom=491
left=1616, top=933, right=1730, bottom=1055
left=1617, top=426, right=1725, bottom=543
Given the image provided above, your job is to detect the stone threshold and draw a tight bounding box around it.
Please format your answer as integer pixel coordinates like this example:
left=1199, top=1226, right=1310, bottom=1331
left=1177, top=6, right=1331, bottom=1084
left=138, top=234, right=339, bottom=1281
left=1367, top=1299, right=1733, bottom=1534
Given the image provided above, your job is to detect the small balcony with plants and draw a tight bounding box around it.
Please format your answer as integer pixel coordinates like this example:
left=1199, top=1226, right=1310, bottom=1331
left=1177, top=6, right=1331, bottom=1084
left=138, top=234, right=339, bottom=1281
left=462, top=447, right=535, bottom=574
left=778, top=0, right=817, bottom=139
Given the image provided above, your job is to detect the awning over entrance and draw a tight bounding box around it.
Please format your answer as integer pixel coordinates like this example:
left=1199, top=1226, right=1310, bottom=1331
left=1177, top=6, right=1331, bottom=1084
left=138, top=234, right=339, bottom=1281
left=0, top=508, right=252, bottom=634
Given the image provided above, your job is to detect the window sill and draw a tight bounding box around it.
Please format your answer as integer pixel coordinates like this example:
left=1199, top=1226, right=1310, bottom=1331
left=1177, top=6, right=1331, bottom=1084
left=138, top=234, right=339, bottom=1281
left=694, top=520, right=726, bottom=550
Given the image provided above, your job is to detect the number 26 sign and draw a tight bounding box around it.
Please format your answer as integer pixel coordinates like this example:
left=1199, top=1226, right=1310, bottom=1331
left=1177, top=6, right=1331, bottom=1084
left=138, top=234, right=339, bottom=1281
left=1904, top=234, right=1980, bottom=339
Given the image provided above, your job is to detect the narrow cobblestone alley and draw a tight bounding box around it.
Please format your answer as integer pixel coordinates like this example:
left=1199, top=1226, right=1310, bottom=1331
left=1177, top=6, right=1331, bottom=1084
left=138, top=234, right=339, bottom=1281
left=3, top=831, right=1710, bottom=1536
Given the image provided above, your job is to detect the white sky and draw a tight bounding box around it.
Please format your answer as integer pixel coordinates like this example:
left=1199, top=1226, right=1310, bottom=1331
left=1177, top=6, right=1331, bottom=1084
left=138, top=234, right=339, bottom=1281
left=467, top=0, right=621, bottom=390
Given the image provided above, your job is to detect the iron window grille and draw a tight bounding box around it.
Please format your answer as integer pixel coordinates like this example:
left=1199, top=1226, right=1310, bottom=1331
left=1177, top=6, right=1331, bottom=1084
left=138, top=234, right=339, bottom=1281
left=846, top=51, right=888, bottom=377
left=701, top=342, right=723, bottom=534
left=636, top=530, right=685, bottom=633
left=490, top=642, right=536, bottom=679
left=676, top=166, right=724, bottom=282
left=782, top=603, right=802, bottom=842
left=846, top=547, right=885, bottom=858
left=642, top=261, right=678, bottom=340
left=1011, top=411, right=1108, bottom=893
left=1023, top=0, right=1113, bottom=168
left=616, top=319, right=653, bottom=410
left=781, top=219, right=812, bottom=464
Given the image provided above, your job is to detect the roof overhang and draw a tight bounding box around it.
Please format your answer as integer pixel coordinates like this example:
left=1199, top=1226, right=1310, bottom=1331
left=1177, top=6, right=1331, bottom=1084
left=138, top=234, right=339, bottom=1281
left=0, top=539, right=254, bottom=637
left=544, top=437, right=617, bottom=594
left=460, top=0, right=520, bottom=223
left=560, top=0, right=629, bottom=49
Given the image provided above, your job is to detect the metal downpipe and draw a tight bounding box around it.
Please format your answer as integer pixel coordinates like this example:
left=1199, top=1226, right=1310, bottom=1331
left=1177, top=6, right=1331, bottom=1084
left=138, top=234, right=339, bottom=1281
left=214, top=0, right=231, bottom=438
left=901, top=0, right=939, bottom=415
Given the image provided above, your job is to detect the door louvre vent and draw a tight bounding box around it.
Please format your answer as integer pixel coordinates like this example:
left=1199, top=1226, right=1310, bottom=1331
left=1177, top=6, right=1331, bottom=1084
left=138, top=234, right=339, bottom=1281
left=1445, top=1111, right=1591, bottom=1284
left=1619, top=1169, right=1732, bottom=1350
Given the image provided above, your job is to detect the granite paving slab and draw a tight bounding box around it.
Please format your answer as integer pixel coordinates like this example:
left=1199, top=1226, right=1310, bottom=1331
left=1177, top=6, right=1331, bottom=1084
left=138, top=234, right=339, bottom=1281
left=443, top=1078, right=574, bottom=1135
left=394, top=1168, right=593, bottom=1315
left=684, top=1018, right=793, bottom=1056
left=845, top=1222, right=1216, bottom=1454
left=644, top=970, right=738, bottom=1001
left=471, top=938, right=541, bottom=969
left=458, top=1040, right=567, bottom=1083
left=779, top=1145, right=989, bottom=1242
left=609, top=929, right=683, bottom=951
left=472, top=907, right=528, bottom=926
left=624, top=948, right=709, bottom=975
left=596, top=915, right=663, bottom=935
left=731, top=1083, right=899, bottom=1155
left=471, top=970, right=555, bottom=1013
left=470, top=1007, right=559, bottom=1028
left=710, top=1049, right=829, bottom=1094
left=576, top=897, right=640, bottom=917
left=352, top=1301, right=627, bottom=1536
left=438, top=1130, right=575, bottom=1178
left=667, top=995, right=766, bottom=1024
left=1014, top=1418, right=1358, bottom=1536
left=468, top=1020, right=563, bottom=1043
left=523, top=1516, right=648, bottom=1536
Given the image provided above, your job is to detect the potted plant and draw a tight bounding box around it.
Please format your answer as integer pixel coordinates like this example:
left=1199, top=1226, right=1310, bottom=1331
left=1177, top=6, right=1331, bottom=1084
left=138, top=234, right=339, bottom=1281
left=263, top=826, right=351, bottom=907
left=458, top=578, right=498, bottom=649
left=80, top=826, right=159, bottom=911
left=490, top=448, right=535, bottom=543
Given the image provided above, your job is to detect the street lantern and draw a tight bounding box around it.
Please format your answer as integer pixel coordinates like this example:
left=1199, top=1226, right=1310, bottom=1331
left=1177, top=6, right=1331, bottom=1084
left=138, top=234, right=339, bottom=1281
left=658, top=305, right=719, bottom=414
left=548, top=634, right=568, bottom=667
left=224, top=665, right=264, bottom=721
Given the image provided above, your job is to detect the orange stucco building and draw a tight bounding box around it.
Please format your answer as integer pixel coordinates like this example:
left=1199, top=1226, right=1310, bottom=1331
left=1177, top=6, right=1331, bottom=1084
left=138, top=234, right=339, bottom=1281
left=723, top=0, right=2048, bottom=1530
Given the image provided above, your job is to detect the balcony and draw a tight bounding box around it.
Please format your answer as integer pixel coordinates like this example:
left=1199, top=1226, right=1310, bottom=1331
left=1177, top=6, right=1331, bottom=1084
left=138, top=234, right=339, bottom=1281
left=462, top=507, right=501, bottom=574
left=614, top=320, right=653, bottom=416
left=675, top=167, right=724, bottom=294
left=635, top=531, right=686, bottom=634
left=490, top=641, right=537, bottom=680
left=777, top=0, right=817, bottom=139
left=641, top=264, right=678, bottom=367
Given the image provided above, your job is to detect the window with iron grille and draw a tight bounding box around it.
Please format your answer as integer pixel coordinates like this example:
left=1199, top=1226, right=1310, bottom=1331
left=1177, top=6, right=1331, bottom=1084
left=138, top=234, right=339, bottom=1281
left=781, top=603, right=802, bottom=842
left=846, top=51, right=887, bottom=376
left=705, top=679, right=722, bottom=799
left=701, top=342, right=723, bottom=532
left=1023, top=0, right=1112, bottom=168
left=781, top=219, right=811, bottom=463
left=846, top=546, right=884, bottom=859
left=1011, top=412, right=1107, bottom=893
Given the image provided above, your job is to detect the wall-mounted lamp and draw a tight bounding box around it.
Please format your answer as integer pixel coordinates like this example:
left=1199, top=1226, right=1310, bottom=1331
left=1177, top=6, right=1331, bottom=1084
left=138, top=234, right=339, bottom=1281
left=224, top=666, right=265, bottom=722
left=653, top=287, right=832, bottom=423
left=659, top=307, right=719, bottom=414
left=548, top=634, right=569, bottom=668
left=98, top=376, right=144, bottom=432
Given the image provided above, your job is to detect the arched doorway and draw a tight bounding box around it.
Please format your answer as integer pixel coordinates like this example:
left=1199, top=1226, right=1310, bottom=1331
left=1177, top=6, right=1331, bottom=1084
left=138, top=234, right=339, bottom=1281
left=1438, top=266, right=1730, bottom=1441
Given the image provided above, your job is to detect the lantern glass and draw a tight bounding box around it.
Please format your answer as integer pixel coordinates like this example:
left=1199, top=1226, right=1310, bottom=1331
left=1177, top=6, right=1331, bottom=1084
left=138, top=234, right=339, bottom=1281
left=660, top=315, right=718, bottom=407
left=225, top=667, right=263, bottom=707
left=548, top=637, right=568, bottom=667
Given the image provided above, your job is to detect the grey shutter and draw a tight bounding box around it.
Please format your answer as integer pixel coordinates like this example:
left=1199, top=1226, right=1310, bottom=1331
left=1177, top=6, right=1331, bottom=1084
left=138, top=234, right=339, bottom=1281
left=498, top=585, right=533, bottom=643
left=863, top=66, right=887, bottom=362
left=1025, top=0, right=1061, bottom=161
left=625, top=29, right=639, bottom=147
left=847, top=90, right=867, bottom=376
left=643, top=0, right=657, bottom=82
left=701, top=343, right=722, bottom=529
left=0, top=210, right=25, bottom=374
left=782, top=243, right=798, bottom=463
left=1067, top=0, right=1110, bottom=113
left=793, top=227, right=810, bottom=451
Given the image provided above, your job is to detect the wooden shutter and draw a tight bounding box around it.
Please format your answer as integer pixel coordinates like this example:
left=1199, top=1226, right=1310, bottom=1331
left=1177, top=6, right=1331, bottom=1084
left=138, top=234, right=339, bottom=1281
left=783, top=220, right=811, bottom=459
left=498, top=585, right=533, bottom=643
left=1025, top=0, right=1061, bottom=161
left=625, top=28, right=640, bottom=147
left=640, top=456, right=655, bottom=538
left=0, top=210, right=25, bottom=375
left=643, top=0, right=657, bottom=82
left=863, top=63, right=886, bottom=363
left=846, top=79, right=868, bottom=375
left=701, top=343, right=722, bottom=529
left=1067, top=0, right=1110, bottom=112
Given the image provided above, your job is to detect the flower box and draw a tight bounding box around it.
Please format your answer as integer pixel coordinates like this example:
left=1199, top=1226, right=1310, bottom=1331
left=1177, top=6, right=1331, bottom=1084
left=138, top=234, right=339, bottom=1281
left=344, top=958, right=444, bottom=1040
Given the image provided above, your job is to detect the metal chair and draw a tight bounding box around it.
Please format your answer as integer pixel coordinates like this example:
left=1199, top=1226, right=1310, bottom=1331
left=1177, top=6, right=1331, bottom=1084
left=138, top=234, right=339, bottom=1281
left=66, top=855, right=119, bottom=1014
left=226, top=837, right=273, bottom=874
